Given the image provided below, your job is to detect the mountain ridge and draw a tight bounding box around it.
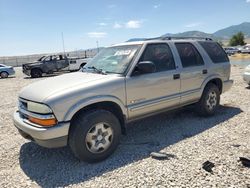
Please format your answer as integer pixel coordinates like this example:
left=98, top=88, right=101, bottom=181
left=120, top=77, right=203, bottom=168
left=128, top=22, right=250, bottom=42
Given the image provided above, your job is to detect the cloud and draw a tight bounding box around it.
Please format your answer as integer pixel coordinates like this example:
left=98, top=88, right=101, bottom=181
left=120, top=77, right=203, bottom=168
left=184, top=22, right=203, bottom=28
left=125, top=20, right=142, bottom=29
left=153, top=4, right=160, bottom=8
left=113, top=23, right=122, bottom=29
left=99, top=23, right=107, bottom=26
left=246, top=0, right=250, bottom=3
left=87, top=32, right=107, bottom=38
left=112, top=20, right=143, bottom=29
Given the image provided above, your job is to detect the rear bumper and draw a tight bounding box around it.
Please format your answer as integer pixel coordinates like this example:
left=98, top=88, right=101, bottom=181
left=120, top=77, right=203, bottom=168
left=243, top=72, right=250, bottom=84
left=222, top=80, right=234, bottom=93
left=13, top=110, right=70, bottom=148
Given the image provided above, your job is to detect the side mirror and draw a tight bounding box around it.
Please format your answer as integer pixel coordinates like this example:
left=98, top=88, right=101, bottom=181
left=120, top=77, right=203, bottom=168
left=136, top=61, right=156, bottom=74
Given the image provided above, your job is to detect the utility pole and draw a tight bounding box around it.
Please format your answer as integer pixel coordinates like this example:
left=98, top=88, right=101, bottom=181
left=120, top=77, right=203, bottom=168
left=96, top=41, right=99, bottom=53
left=61, top=32, right=65, bottom=55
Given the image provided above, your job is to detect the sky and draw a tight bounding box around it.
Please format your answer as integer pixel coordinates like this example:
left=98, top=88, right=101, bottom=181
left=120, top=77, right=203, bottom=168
left=0, top=0, right=250, bottom=56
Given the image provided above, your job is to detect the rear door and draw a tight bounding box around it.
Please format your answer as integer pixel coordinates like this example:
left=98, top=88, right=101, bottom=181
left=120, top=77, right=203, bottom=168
left=56, top=55, right=69, bottom=70
left=126, top=43, right=181, bottom=119
left=174, top=42, right=207, bottom=104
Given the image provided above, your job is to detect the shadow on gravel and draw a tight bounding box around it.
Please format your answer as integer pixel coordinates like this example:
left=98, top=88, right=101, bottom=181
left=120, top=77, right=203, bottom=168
left=19, top=105, right=242, bottom=187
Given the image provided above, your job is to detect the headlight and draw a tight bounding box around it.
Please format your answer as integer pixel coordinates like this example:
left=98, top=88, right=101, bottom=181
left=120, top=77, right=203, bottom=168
left=27, top=101, right=52, bottom=114
left=245, top=65, right=250, bottom=72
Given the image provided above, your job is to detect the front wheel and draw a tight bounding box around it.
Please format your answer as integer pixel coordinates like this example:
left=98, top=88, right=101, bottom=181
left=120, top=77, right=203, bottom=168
left=0, top=71, right=9, bottom=78
left=196, top=83, right=220, bottom=116
left=69, top=110, right=121, bottom=162
left=31, top=69, right=42, bottom=78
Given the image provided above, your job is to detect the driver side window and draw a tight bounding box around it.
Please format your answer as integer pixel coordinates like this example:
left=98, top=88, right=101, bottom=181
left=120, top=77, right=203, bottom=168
left=139, top=43, right=176, bottom=72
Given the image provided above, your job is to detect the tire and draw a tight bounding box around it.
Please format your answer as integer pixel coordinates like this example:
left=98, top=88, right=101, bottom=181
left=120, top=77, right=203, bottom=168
left=69, top=110, right=121, bottom=162
left=196, top=83, right=220, bottom=116
left=0, top=71, right=9, bottom=78
left=31, top=69, right=42, bottom=78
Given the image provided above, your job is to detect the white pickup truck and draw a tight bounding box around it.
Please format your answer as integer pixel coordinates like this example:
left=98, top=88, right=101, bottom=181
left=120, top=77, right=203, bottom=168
left=63, top=57, right=92, bottom=71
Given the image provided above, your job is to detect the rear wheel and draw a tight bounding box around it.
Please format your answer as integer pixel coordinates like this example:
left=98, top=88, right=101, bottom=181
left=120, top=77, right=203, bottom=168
left=196, top=83, right=220, bottom=116
left=0, top=71, right=9, bottom=78
left=31, top=69, right=42, bottom=78
left=69, top=110, right=121, bottom=162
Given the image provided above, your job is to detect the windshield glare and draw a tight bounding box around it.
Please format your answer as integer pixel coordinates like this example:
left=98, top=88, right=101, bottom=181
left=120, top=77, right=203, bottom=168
left=84, top=45, right=141, bottom=74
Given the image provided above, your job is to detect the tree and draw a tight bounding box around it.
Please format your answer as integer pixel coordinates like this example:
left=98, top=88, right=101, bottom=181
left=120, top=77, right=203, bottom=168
left=229, top=32, right=246, bottom=46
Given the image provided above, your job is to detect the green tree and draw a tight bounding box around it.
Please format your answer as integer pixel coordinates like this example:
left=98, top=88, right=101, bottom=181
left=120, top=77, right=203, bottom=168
left=229, top=32, right=246, bottom=46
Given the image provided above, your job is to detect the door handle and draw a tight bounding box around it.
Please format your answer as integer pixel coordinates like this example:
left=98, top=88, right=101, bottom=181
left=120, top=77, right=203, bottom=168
left=202, top=69, right=208, bottom=74
left=173, top=74, right=180, bottom=80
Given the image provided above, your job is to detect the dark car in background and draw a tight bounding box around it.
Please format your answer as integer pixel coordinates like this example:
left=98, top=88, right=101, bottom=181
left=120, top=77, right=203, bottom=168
left=22, top=54, right=69, bottom=78
left=0, top=64, right=15, bottom=78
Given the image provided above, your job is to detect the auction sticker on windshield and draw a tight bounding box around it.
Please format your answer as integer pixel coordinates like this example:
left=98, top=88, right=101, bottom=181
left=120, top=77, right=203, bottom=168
left=114, top=50, right=131, bottom=56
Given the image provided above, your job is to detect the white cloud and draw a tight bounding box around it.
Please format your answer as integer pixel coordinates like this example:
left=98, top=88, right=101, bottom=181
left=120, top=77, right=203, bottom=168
left=99, top=23, right=107, bottom=26
left=113, top=23, right=123, bottom=29
left=87, top=32, right=107, bottom=38
left=246, top=0, right=250, bottom=3
left=153, top=4, right=160, bottom=8
left=125, top=20, right=142, bottom=29
left=184, top=22, right=203, bottom=28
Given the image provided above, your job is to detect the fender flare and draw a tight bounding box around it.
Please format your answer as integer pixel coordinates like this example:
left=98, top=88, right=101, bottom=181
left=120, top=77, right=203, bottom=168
left=63, top=95, right=127, bottom=121
left=200, top=74, right=223, bottom=95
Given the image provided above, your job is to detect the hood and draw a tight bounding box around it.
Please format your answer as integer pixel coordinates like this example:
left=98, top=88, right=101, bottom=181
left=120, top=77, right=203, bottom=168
left=19, top=72, right=117, bottom=102
left=2, top=65, right=12, bottom=69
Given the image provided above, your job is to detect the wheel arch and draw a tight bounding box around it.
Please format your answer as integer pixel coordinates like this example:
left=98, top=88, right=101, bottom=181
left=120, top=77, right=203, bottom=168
left=201, top=75, right=223, bottom=95
left=65, top=97, right=127, bottom=134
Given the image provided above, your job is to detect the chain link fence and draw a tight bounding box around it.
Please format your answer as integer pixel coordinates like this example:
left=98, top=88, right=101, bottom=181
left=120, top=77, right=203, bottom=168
left=0, top=49, right=98, bottom=67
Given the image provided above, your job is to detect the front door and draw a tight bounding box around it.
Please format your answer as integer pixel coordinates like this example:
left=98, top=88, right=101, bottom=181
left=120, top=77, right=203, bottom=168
left=44, top=55, right=57, bottom=72
left=126, top=43, right=181, bottom=120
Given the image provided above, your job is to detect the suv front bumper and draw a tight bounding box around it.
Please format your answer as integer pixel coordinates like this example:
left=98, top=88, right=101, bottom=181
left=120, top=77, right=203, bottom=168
left=222, top=80, right=234, bottom=93
left=22, top=69, right=31, bottom=76
left=13, top=110, right=70, bottom=148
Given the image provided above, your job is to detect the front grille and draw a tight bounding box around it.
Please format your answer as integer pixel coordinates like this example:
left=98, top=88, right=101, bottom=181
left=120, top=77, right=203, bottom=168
left=19, top=98, right=29, bottom=119
left=19, top=98, right=28, bottom=111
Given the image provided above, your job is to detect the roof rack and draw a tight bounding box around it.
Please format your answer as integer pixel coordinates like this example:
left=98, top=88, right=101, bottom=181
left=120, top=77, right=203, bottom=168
left=145, top=36, right=213, bottom=41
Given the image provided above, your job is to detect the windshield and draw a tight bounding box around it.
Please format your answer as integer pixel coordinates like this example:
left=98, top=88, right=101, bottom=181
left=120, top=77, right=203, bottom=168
left=38, top=56, right=46, bottom=61
left=83, top=45, right=141, bottom=74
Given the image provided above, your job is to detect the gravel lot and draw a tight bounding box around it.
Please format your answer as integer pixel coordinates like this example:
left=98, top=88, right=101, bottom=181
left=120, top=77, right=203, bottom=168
left=0, top=66, right=249, bottom=188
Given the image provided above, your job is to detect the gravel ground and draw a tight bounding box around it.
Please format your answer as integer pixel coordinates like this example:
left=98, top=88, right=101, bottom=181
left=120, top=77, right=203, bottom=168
left=0, top=66, right=249, bottom=188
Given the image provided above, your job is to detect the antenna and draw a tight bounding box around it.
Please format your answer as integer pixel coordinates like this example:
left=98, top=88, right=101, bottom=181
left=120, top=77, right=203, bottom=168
left=61, top=32, right=65, bottom=55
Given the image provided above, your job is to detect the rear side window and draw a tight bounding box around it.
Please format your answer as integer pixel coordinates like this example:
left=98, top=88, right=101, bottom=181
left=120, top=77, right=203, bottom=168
left=198, top=41, right=229, bottom=63
left=175, top=43, right=204, bottom=68
left=70, top=60, right=76, bottom=64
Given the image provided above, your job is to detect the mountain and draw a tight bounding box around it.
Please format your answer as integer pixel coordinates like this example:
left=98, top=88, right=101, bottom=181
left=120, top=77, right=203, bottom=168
left=127, top=38, right=147, bottom=42
left=161, top=31, right=214, bottom=39
left=213, top=22, right=250, bottom=39
left=128, top=22, right=250, bottom=42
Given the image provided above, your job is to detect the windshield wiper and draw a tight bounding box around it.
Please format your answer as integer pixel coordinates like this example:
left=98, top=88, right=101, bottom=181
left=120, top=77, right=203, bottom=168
left=85, top=66, right=107, bottom=75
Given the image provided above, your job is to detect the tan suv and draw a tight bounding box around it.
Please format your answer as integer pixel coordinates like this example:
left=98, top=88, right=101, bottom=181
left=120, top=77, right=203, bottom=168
left=14, top=37, right=233, bottom=162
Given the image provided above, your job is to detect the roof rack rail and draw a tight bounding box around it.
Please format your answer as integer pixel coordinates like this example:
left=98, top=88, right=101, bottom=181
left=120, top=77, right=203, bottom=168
left=145, top=36, right=213, bottom=41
